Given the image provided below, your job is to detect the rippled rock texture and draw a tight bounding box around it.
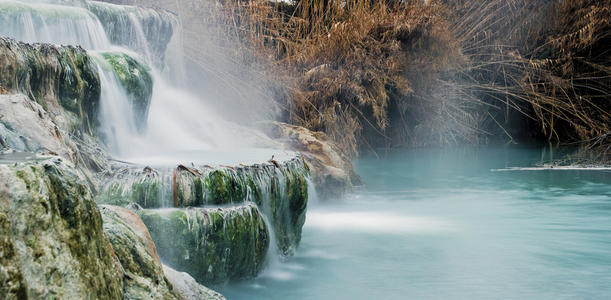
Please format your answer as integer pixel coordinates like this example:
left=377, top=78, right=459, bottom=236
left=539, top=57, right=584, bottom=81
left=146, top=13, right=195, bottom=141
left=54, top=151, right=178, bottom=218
left=137, top=204, right=269, bottom=285
left=0, top=158, right=123, bottom=299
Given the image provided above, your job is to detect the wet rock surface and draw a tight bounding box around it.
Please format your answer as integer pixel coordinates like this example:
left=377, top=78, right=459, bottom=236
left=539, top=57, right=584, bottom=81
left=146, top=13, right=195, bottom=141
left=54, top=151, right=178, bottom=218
left=137, top=204, right=270, bottom=285
left=99, top=205, right=177, bottom=299
left=0, top=157, right=123, bottom=299
left=0, top=94, right=77, bottom=159
left=0, top=37, right=101, bottom=135
left=264, top=121, right=362, bottom=199
left=97, top=155, right=309, bottom=256
left=99, top=204, right=227, bottom=299
left=163, top=265, right=226, bottom=300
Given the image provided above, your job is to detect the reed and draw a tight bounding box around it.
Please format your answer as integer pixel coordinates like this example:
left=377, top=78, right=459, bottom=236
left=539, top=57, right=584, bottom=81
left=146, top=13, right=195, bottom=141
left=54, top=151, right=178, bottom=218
left=204, top=0, right=609, bottom=156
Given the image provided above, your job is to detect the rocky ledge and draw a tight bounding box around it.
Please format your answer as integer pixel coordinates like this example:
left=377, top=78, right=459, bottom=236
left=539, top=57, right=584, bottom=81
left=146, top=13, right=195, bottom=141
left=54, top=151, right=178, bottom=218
left=95, top=151, right=310, bottom=284
left=0, top=156, right=224, bottom=299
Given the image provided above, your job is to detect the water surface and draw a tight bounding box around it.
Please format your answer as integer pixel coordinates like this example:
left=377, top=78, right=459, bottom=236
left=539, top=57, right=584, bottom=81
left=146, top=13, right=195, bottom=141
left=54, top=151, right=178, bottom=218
left=221, top=146, right=611, bottom=299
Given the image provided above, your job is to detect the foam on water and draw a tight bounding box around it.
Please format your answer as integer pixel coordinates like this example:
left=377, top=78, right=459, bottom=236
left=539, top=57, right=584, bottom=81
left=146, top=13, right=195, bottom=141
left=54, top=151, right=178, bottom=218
left=305, top=211, right=454, bottom=234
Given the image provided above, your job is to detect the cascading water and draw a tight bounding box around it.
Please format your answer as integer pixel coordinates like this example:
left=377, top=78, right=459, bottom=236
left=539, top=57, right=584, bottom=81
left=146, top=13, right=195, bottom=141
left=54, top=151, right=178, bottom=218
left=0, top=1, right=110, bottom=49
left=0, top=0, right=256, bottom=163
left=0, top=0, right=310, bottom=290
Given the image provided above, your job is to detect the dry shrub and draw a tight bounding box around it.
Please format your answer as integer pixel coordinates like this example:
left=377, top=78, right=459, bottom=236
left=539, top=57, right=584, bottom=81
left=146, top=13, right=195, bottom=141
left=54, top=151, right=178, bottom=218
left=213, top=0, right=458, bottom=156
left=441, top=0, right=610, bottom=144
left=191, top=0, right=609, bottom=156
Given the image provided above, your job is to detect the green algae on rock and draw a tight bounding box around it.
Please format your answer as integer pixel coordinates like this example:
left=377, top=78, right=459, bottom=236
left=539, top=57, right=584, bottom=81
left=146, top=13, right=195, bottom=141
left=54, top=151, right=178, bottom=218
left=176, top=158, right=309, bottom=256
left=137, top=204, right=269, bottom=285
left=0, top=157, right=123, bottom=299
left=96, top=165, right=167, bottom=208
left=97, top=156, right=309, bottom=255
left=96, top=51, right=153, bottom=131
left=0, top=37, right=100, bottom=135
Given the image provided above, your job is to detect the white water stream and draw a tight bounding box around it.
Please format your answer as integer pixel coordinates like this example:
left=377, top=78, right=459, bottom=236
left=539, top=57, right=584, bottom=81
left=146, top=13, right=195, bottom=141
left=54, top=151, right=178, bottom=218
left=0, top=0, right=259, bottom=164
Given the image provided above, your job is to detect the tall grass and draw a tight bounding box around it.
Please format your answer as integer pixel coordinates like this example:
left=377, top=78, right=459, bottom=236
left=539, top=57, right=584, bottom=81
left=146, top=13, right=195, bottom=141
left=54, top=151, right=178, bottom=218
left=185, top=0, right=609, bottom=157
left=442, top=0, right=610, bottom=144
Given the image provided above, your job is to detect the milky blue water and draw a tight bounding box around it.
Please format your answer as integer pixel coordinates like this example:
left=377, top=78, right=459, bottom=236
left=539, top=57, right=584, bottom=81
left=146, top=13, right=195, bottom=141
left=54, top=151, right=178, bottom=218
left=220, top=146, right=611, bottom=300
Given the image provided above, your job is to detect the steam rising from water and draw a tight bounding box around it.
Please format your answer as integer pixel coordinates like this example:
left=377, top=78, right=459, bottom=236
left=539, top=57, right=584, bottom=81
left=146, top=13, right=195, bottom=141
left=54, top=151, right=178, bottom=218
left=0, top=0, right=260, bottom=164
left=305, top=211, right=454, bottom=234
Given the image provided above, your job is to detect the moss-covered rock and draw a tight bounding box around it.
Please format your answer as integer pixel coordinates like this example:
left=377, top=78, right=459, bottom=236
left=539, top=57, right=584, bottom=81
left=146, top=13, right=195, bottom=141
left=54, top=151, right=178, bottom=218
left=97, top=51, right=153, bottom=131
left=137, top=204, right=269, bottom=285
left=99, top=205, right=179, bottom=299
left=0, top=157, right=123, bottom=299
left=97, top=166, right=167, bottom=208
left=0, top=37, right=101, bottom=135
left=97, top=156, right=309, bottom=255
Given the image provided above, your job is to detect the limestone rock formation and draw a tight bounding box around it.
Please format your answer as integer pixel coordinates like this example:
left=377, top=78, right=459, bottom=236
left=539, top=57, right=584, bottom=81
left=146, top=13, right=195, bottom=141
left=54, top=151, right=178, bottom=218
left=163, top=265, right=226, bottom=300
left=0, top=157, right=124, bottom=299
left=0, top=37, right=101, bottom=135
left=99, top=204, right=227, bottom=299
left=136, top=204, right=269, bottom=285
left=99, top=205, right=176, bottom=299
left=0, top=94, right=77, bottom=159
left=264, top=121, right=362, bottom=199
left=97, top=155, right=309, bottom=255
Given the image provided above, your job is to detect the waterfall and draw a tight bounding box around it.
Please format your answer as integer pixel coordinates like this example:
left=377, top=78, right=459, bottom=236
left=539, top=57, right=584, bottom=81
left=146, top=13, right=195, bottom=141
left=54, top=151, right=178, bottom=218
left=0, top=0, right=254, bottom=162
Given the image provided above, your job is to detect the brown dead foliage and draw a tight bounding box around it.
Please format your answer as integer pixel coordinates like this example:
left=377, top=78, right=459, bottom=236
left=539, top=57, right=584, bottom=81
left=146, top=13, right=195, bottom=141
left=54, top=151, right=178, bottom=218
left=200, top=0, right=609, bottom=156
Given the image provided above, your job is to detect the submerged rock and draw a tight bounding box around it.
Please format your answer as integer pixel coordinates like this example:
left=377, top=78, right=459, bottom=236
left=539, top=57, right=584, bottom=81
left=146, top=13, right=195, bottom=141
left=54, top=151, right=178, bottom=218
left=96, top=51, right=153, bottom=131
left=137, top=204, right=269, bottom=285
left=87, top=1, right=176, bottom=66
left=263, top=121, right=362, bottom=199
left=0, top=157, right=123, bottom=299
left=0, top=37, right=101, bottom=135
